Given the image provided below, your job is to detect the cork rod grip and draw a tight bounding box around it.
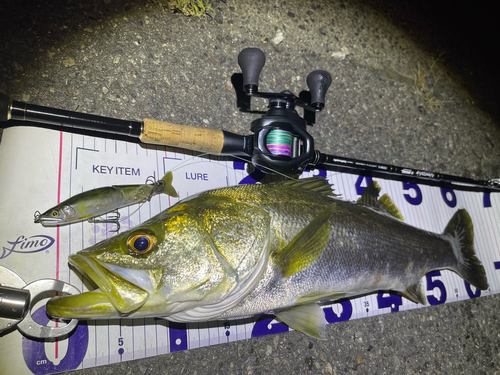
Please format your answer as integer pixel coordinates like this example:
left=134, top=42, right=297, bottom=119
left=140, top=119, right=225, bottom=154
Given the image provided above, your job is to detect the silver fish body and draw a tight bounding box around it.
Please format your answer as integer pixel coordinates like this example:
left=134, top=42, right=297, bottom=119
left=46, top=179, right=488, bottom=338
left=219, top=194, right=459, bottom=319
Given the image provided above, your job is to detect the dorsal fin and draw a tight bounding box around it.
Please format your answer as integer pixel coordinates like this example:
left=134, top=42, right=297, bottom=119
left=357, top=181, right=404, bottom=221
left=273, top=177, right=339, bottom=196
left=379, top=194, right=404, bottom=221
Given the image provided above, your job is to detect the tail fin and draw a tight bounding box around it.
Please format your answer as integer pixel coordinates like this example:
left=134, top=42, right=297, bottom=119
left=160, top=171, right=179, bottom=198
left=444, top=209, right=488, bottom=290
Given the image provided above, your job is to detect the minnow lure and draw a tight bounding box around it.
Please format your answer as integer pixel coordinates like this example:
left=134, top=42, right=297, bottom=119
left=34, top=172, right=178, bottom=229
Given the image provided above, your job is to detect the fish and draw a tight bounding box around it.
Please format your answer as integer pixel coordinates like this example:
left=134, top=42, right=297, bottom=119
left=34, top=172, right=178, bottom=227
left=46, top=178, right=488, bottom=339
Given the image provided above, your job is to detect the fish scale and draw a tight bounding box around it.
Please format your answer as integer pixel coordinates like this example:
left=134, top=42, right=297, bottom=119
left=218, top=199, right=437, bottom=318
left=46, top=178, right=488, bottom=339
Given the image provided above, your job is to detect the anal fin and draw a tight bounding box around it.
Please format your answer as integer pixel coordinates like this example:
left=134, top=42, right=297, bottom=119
left=276, top=304, right=327, bottom=340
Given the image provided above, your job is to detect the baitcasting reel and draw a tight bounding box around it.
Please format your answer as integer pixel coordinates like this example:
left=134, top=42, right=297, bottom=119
left=238, top=48, right=332, bottom=174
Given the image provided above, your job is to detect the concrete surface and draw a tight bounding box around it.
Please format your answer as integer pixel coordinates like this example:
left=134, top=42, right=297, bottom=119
left=1, top=0, right=499, bottom=373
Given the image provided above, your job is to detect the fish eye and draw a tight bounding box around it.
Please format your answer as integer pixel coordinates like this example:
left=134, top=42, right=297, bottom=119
left=51, top=211, right=59, bottom=217
left=126, top=231, right=157, bottom=255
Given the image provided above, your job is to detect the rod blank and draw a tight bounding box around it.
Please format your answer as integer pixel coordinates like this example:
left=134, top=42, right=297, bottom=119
left=6, top=96, right=143, bottom=137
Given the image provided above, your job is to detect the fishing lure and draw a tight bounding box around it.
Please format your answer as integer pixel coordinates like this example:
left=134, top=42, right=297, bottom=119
left=34, top=172, right=178, bottom=229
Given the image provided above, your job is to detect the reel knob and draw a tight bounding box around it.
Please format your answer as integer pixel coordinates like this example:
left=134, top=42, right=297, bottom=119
left=238, top=48, right=266, bottom=95
left=306, top=70, right=332, bottom=110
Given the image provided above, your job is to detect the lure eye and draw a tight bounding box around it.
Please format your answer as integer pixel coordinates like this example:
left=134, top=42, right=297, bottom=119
left=51, top=211, right=59, bottom=217
left=126, top=232, right=157, bottom=255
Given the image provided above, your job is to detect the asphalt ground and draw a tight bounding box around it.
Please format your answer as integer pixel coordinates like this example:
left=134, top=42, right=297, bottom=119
left=1, top=0, right=499, bottom=374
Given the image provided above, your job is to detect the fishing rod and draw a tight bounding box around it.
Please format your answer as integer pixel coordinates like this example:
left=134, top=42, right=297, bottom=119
left=1, top=48, right=498, bottom=192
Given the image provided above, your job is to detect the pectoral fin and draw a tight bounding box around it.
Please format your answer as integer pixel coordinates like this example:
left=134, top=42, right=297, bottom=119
left=276, top=304, right=327, bottom=340
left=273, top=203, right=336, bottom=278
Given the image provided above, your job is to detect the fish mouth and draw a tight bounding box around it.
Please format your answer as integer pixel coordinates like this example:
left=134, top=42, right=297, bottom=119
left=46, top=254, right=150, bottom=319
left=34, top=216, right=64, bottom=226
left=34, top=211, right=64, bottom=226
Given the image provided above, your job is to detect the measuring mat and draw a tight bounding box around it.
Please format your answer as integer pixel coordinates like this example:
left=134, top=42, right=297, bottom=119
left=0, top=127, right=499, bottom=375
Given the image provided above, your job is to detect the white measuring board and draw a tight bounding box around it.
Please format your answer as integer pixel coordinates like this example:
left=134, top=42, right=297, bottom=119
left=0, top=127, right=499, bottom=375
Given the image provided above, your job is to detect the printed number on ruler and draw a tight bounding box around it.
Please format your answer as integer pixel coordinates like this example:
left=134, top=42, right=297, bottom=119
left=355, top=176, right=373, bottom=195
left=426, top=271, right=447, bottom=305
left=22, top=306, right=89, bottom=374
left=251, top=316, right=289, bottom=338
left=403, top=182, right=422, bottom=205
left=324, top=300, right=353, bottom=323
left=465, top=281, right=481, bottom=299
left=169, top=323, right=188, bottom=352
left=118, top=336, right=124, bottom=356
left=377, top=293, right=404, bottom=312
left=441, top=187, right=457, bottom=208
left=363, top=299, right=370, bottom=313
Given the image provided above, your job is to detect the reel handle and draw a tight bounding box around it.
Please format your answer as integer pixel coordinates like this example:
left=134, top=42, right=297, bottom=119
left=238, top=48, right=266, bottom=95
left=306, top=70, right=332, bottom=110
